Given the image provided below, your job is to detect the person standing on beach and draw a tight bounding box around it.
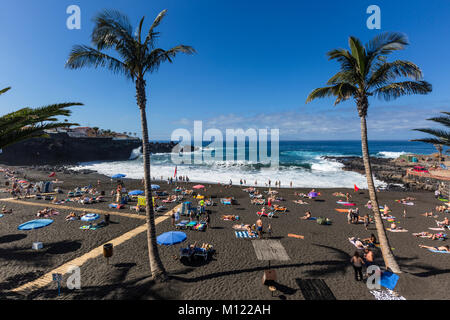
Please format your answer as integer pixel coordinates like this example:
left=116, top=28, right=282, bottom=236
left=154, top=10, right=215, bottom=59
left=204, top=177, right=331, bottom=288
left=256, top=218, right=263, bottom=238
left=171, top=211, right=176, bottom=227
left=350, top=251, right=365, bottom=281
left=435, top=189, right=440, bottom=199
left=290, top=181, right=293, bottom=188
left=363, top=214, right=369, bottom=230
left=346, top=192, right=351, bottom=202
left=403, top=208, right=407, bottom=218
left=267, top=224, right=272, bottom=238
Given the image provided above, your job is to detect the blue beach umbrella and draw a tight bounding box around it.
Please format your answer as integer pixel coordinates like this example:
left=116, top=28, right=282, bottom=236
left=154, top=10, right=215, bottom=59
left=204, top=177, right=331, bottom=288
left=18, top=219, right=53, bottom=230
left=81, top=213, right=100, bottom=222
left=129, top=190, right=144, bottom=196
left=157, top=231, right=187, bottom=246
left=151, top=184, right=160, bottom=190
left=111, top=174, right=126, bottom=179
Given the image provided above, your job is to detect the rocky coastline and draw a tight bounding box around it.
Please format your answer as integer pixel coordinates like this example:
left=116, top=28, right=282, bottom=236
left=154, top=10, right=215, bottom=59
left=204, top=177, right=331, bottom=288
left=324, top=156, right=449, bottom=192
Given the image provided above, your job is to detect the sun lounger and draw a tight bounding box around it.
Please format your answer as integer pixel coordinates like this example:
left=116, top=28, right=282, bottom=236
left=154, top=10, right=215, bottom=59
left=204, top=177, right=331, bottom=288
left=235, top=231, right=258, bottom=239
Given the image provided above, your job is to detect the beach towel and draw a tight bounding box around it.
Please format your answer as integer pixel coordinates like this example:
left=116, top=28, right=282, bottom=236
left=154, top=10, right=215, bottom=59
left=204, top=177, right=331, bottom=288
left=382, top=216, right=396, bottom=220
left=429, top=227, right=446, bottom=231
left=439, top=198, right=449, bottom=202
left=336, top=201, right=356, bottom=206
left=370, top=289, right=406, bottom=300
left=235, top=231, right=258, bottom=239
left=288, top=233, right=304, bottom=239
left=335, top=208, right=350, bottom=213
left=348, top=238, right=367, bottom=249
left=380, top=271, right=399, bottom=290
left=0, top=214, right=3, bottom=218
left=428, top=249, right=450, bottom=254
left=80, top=225, right=90, bottom=230
left=387, top=228, right=408, bottom=232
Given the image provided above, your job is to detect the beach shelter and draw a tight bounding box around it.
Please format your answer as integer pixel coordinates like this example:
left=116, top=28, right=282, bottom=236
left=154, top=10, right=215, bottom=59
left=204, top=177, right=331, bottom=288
left=193, top=185, right=205, bottom=189
left=157, top=231, right=187, bottom=246
left=18, top=219, right=54, bottom=249
left=354, top=184, right=360, bottom=192
left=129, top=190, right=144, bottom=196
left=18, top=219, right=54, bottom=230
left=111, top=174, right=126, bottom=179
left=80, top=213, right=100, bottom=222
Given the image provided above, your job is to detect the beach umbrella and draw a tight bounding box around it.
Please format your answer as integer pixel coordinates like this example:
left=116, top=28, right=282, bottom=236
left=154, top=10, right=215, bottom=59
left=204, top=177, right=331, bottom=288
left=129, top=190, right=144, bottom=196
left=18, top=219, right=54, bottom=248
left=193, top=185, right=205, bottom=189
left=157, top=231, right=187, bottom=246
left=18, top=219, right=53, bottom=230
left=111, top=174, right=126, bottom=179
left=80, top=213, right=100, bottom=222
left=151, top=184, right=160, bottom=190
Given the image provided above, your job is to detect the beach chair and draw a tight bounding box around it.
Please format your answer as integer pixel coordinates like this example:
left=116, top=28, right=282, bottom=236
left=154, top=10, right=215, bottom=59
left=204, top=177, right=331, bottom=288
left=194, top=246, right=213, bottom=261
left=137, top=196, right=146, bottom=206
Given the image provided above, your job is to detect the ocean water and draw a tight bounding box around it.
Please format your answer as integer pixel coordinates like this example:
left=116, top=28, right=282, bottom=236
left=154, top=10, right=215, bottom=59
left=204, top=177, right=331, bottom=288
left=70, top=141, right=435, bottom=188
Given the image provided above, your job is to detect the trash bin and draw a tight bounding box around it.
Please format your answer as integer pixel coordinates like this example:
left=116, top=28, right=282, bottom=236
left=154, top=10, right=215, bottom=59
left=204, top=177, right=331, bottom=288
left=103, top=243, right=113, bottom=258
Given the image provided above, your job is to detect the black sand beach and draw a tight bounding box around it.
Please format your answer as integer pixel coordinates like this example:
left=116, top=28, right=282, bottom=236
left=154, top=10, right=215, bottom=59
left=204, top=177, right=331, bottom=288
left=0, top=166, right=449, bottom=300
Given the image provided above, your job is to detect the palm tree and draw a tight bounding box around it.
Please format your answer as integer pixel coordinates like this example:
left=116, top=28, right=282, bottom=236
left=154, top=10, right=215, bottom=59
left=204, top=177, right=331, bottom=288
left=306, top=32, right=432, bottom=273
left=66, top=9, right=195, bottom=280
left=412, top=112, right=450, bottom=159
left=0, top=87, right=81, bottom=149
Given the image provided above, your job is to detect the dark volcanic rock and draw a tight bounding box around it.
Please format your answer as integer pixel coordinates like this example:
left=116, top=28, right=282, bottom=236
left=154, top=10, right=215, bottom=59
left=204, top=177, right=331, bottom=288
left=0, top=133, right=181, bottom=166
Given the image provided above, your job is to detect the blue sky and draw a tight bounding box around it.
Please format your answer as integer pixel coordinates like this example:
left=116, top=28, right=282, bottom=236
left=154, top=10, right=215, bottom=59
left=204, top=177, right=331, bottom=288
left=0, top=0, right=449, bottom=140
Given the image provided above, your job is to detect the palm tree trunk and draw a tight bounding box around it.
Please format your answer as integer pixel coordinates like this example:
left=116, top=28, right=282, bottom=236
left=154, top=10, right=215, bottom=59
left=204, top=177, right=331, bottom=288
left=360, top=116, right=401, bottom=274
left=136, top=76, right=167, bottom=281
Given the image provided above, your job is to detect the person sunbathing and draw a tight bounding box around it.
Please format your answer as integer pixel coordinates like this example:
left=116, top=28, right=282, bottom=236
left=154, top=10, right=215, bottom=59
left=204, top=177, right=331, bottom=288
left=65, top=212, right=78, bottom=220
left=293, top=199, right=308, bottom=204
left=362, top=234, right=378, bottom=246
left=414, top=232, right=445, bottom=240
left=1, top=206, right=12, bottom=214
left=37, top=207, right=50, bottom=217
left=437, top=217, right=449, bottom=227
left=301, top=211, right=312, bottom=220
left=422, top=211, right=434, bottom=217
left=419, top=244, right=450, bottom=252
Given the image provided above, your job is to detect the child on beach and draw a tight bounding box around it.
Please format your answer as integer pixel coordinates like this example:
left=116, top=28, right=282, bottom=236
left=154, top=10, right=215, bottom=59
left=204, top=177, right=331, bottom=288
left=363, top=214, right=369, bottom=230
left=301, top=211, right=312, bottom=220
left=256, top=218, right=263, bottom=237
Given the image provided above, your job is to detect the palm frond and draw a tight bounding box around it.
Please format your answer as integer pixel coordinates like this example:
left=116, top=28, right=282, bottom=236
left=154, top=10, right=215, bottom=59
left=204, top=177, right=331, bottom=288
left=66, top=45, right=132, bottom=78
left=144, top=9, right=167, bottom=48
left=368, top=60, right=423, bottom=88
left=306, top=83, right=357, bottom=105
left=373, top=80, right=432, bottom=101
left=0, top=87, right=11, bottom=96
left=366, top=32, right=408, bottom=59
left=143, top=45, right=195, bottom=73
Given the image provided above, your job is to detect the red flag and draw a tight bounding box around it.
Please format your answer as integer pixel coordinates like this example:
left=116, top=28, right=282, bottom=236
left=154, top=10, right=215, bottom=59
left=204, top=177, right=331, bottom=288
left=174, top=166, right=177, bottom=177
left=354, top=184, right=359, bottom=192
left=49, top=172, right=56, bottom=177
